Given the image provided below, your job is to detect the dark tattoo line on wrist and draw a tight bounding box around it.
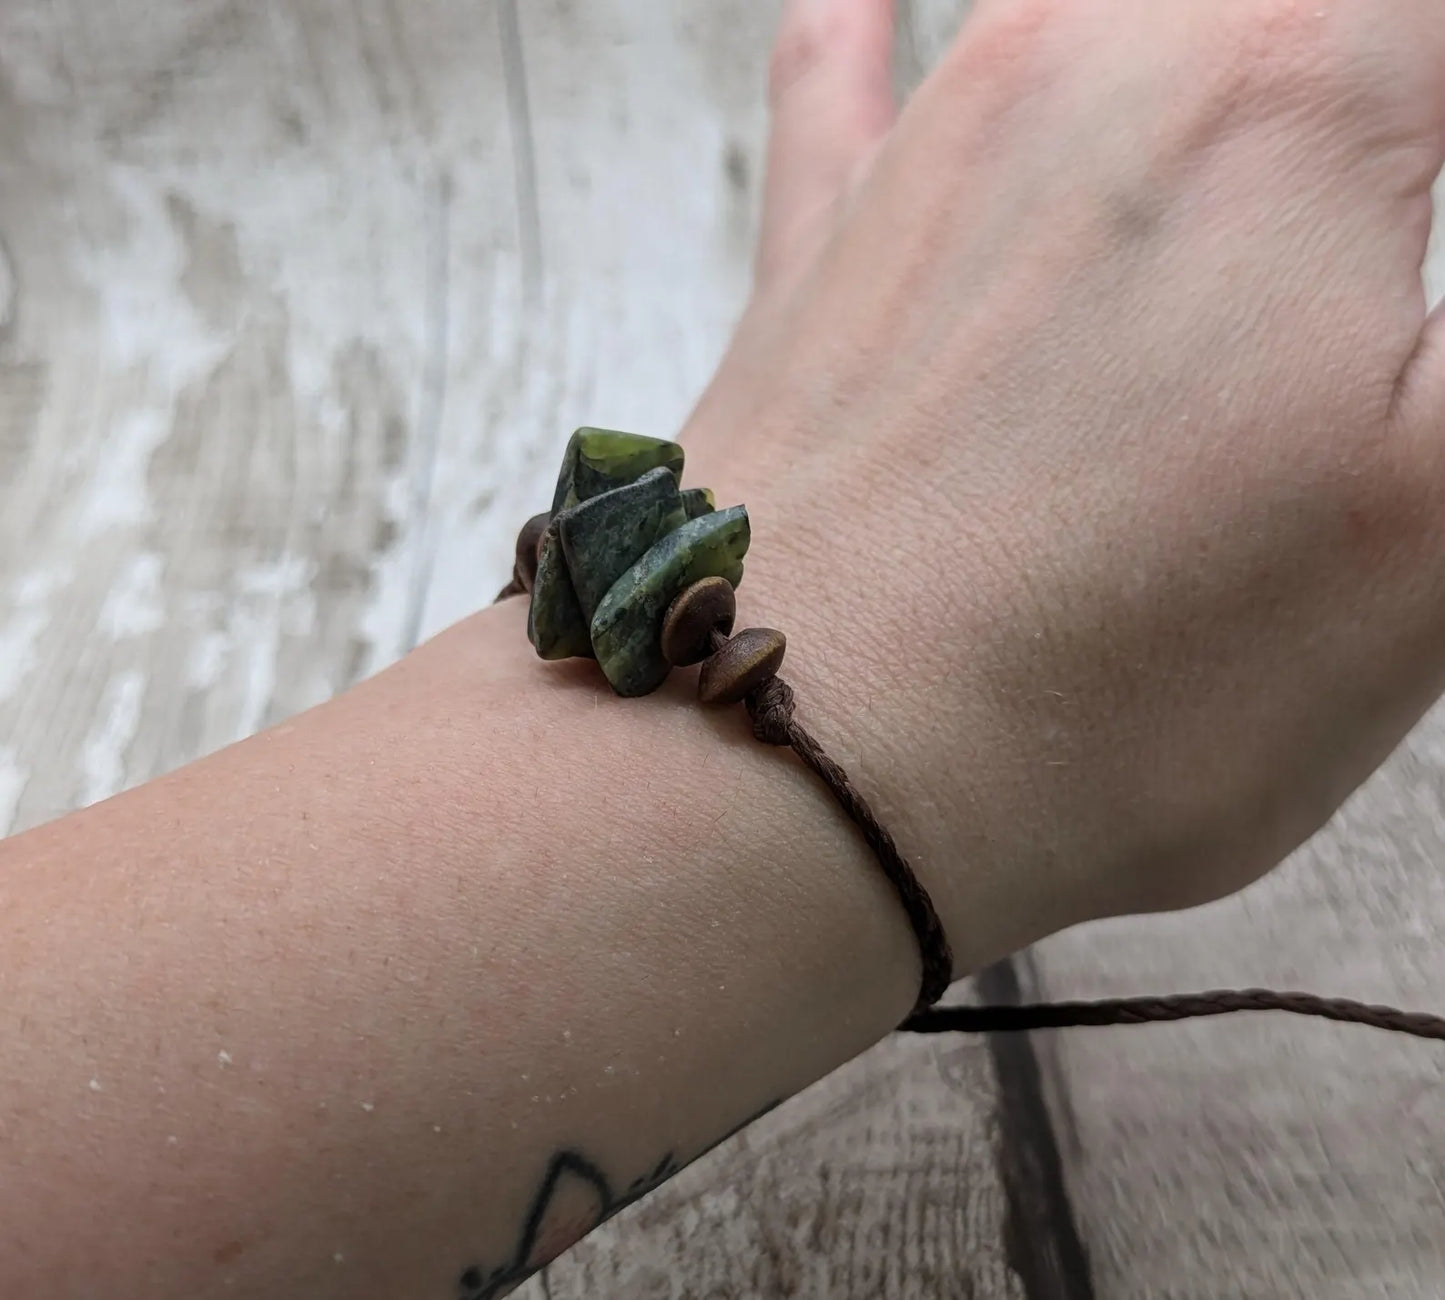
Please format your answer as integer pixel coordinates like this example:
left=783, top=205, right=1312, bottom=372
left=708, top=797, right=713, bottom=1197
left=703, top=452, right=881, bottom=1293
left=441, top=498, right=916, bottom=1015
left=457, top=1099, right=780, bottom=1300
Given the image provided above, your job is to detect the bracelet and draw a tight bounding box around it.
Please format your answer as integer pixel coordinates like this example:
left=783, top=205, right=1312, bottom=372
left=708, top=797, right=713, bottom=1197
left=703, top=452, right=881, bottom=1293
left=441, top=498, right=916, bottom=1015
left=498, top=428, right=1445, bottom=1043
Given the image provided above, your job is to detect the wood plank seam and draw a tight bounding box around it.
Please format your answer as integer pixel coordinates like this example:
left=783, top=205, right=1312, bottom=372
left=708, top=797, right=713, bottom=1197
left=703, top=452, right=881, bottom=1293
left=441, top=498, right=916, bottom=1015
left=498, top=0, right=543, bottom=298
left=976, top=957, right=1096, bottom=1300
left=401, top=169, right=454, bottom=653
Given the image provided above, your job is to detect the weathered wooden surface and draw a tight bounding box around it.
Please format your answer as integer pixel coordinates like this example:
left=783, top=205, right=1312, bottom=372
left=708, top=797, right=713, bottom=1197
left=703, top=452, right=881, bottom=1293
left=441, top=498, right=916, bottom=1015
left=1028, top=730, right=1445, bottom=1300
left=543, top=1027, right=1025, bottom=1300
left=3, top=0, right=1444, bottom=1296
left=0, top=0, right=517, bottom=832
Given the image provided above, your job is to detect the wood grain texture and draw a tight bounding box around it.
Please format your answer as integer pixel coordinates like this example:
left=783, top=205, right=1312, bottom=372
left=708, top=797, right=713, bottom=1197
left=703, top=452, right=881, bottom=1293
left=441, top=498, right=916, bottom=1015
left=0, top=0, right=516, bottom=833
left=407, top=0, right=771, bottom=646
left=537, top=1028, right=1025, bottom=1300
left=1029, top=730, right=1445, bottom=1300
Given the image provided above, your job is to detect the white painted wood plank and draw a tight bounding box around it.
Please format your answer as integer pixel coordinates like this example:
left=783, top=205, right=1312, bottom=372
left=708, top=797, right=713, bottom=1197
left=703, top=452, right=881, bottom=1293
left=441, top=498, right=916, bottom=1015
left=542, top=1030, right=1026, bottom=1300
left=0, top=0, right=518, bottom=832
left=409, top=0, right=772, bottom=644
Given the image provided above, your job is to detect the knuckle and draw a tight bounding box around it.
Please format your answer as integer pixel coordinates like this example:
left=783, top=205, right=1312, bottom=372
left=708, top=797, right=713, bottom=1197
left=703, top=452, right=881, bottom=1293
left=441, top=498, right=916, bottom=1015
left=1213, top=1, right=1439, bottom=157
left=940, top=0, right=1071, bottom=90
left=1227, top=0, right=1327, bottom=44
left=1214, top=0, right=1339, bottom=93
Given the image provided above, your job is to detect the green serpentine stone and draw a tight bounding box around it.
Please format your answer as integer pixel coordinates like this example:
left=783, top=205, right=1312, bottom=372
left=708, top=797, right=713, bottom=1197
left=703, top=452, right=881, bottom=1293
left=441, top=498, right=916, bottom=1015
left=550, top=428, right=685, bottom=515
left=681, top=487, right=715, bottom=520
left=558, top=467, right=687, bottom=622
left=590, top=506, right=750, bottom=697
left=527, top=519, right=593, bottom=660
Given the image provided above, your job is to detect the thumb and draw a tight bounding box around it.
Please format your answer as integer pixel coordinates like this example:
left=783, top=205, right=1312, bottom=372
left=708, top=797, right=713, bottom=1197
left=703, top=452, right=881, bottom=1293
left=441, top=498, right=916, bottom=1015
left=757, top=0, right=897, bottom=292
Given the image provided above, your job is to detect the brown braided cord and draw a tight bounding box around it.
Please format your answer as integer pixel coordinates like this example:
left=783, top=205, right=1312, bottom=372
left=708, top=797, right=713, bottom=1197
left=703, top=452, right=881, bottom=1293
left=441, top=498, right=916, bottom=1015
left=742, top=672, right=1445, bottom=1041
left=900, top=989, right=1445, bottom=1041
left=745, top=674, right=955, bottom=1018
left=497, top=525, right=1445, bottom=1044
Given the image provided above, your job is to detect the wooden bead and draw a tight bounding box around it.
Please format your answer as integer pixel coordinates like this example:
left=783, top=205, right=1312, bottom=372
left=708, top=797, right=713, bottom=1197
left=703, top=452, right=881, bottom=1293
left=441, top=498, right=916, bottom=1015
left=661, top=576, right=736, bottom=667
left=515, top=512, right=551, bottom=593
left=698, top=627, right=786, bottom=705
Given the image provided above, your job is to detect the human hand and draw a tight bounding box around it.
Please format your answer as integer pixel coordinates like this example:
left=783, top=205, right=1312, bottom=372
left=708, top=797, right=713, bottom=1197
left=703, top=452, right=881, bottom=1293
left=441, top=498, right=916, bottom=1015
left=682, top=0, right=1445, bottom=968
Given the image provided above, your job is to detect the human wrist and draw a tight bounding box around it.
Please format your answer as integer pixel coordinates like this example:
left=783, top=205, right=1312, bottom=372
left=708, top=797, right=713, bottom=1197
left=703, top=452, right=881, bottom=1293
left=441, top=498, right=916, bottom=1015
left=679, top=405, right=1059, bottom=974
left=401, top=600, right=925, bottom=1037
left=0, top=595, right=931, bottom=1297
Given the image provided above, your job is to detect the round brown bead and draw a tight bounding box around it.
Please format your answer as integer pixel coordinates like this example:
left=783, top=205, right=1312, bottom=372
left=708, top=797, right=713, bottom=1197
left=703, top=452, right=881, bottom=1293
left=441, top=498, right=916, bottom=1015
left=697, top=627, right=787, bottom=705
left=515, top=512, right=551, bottom=593
left=661, top=577, right=737, bottom=667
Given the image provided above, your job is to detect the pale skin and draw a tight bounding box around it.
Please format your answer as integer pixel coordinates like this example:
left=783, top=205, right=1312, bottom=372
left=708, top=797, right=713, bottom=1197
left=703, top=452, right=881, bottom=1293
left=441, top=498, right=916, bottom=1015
left=4, top=0, right=1445, bottom=1294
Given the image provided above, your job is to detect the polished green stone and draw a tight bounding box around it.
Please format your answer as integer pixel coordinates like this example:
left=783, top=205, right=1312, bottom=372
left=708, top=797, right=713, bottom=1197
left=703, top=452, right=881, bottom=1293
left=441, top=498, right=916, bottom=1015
left=527, top=519, right=593, bottom=660
left=590, top=506, right=751, bottom=697
left=557, top=467, right=688, bottom=622
left=550, top=428, right=685, bottom=515
left=681, top=487, right=715, bottom=520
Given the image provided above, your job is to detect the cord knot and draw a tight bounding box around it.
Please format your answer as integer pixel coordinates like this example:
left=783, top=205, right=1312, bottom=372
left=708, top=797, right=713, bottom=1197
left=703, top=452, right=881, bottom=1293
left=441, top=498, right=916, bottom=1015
left=746, top=674, right=795, bottom=746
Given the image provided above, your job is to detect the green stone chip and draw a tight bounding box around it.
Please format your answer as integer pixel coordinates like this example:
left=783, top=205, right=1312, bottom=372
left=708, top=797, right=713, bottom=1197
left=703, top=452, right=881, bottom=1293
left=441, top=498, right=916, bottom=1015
left=526, top=519, right=593, bottom=660
left=681, top=487, right=715, bottom=520
left=590, top=506, right=751, bottom=697
left=549, top=428, right=685, bottom=515
left=557, top=467, right=688, bottom=623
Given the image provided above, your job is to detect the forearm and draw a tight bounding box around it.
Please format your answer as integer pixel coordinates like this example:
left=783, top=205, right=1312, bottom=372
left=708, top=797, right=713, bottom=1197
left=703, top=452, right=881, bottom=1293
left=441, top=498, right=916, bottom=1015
left=0, top=597, right=923, bottom=1298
